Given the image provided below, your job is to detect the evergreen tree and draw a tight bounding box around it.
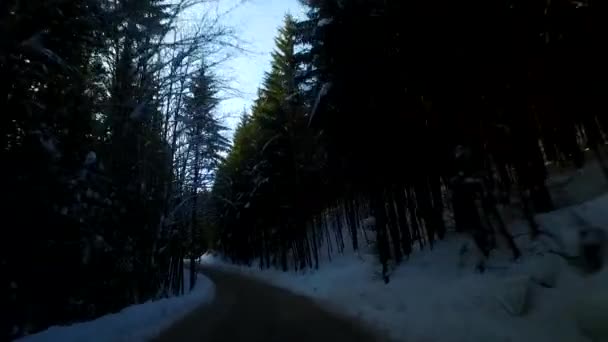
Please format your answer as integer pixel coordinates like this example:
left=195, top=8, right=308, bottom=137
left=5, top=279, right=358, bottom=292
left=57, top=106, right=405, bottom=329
left=213, top=15, right=322, bottom=270
left=183, top=63, right=230, bottom=289
left=1, top=0, right=235, bottom=338
left=214, top=0, right=606, bottom=282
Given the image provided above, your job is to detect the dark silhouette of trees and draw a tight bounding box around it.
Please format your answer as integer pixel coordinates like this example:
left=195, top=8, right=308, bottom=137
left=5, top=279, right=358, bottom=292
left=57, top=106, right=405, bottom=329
left=1, top=0, right=235, bottom=339
left=211, top=0, right=607, bottom=283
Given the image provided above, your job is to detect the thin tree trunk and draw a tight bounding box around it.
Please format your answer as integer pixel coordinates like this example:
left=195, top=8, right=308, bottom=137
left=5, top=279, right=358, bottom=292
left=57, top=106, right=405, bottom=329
left=281, top=224, right=288, bottom=272
left=371, top=188, right=390, bottom=283
left=311, top=219, right=319, bottom=269
left=430, top=176, right=447, bottom=239
left=345, top=199, right=359, bottom=250
left=386, top=188, right=402, bottom=262
left=519, top=188, right=541, bottom=238
left=333, top=207, right=345, bottom=253
left=407, top=188, right=424, bottom=250
left=178, top=256, right=184, bottom=295
left=304, top=229, right=313, bottom=268
left=188, top=122, right=202, bottom=291
left=416, top=182, right=435, bottom=249
left=324, top=215, right=332, bottom=262
left=486, top=202, right=521, bottom=259
left=393, top=187, right=412, bottom=257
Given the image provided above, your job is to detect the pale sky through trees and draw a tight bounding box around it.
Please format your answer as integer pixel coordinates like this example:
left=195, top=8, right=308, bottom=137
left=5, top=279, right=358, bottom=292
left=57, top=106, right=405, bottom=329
left=216, top=0, right=306, bottom=133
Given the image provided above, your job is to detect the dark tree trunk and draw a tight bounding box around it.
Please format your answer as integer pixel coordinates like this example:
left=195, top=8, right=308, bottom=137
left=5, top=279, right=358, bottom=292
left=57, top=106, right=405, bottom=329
left=280, top=225, right=288, bottom=272
left=415, top=181, right=435, bottom=248
left=333, top=209, right=345, bottom=253
left=530, top=184, right=553, bottom=213
left=323, top=215, right=333, bottom=261
left=407, top=188, right=424, bottom=250
left=345, top=200, right=359, bottom=250
left=385, top=188, right=402, bottom=262
left=429, top=177, right=447, bottom=239
left=298, top=237, right=306, bottom=269
left=392, top=187, right=412, bottom=256
left=304, top=229, right=313, bottom=268
left=178, top=257, right=184, bottom=295
left=311, top=219, right=319, bottom=269
left=483, top=199, right=521, bottom=259
left=516, top=136, right=554, bottom=213
left=264, top=229, right=271, bottom=269
left=496, top=162, right=513, bottom=204
left=519, top=188, right=541, bottom=238
left=370, top=188, right=390, bottom=283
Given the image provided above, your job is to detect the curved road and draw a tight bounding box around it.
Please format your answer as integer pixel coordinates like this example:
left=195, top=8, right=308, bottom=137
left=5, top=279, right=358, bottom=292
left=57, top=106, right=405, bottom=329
left=154, top=266, right=384, bottom=342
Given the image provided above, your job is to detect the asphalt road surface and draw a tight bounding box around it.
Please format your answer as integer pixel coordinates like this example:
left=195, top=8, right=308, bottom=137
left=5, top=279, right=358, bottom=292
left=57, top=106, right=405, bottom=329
left=153, top=266, right=385, bottom=342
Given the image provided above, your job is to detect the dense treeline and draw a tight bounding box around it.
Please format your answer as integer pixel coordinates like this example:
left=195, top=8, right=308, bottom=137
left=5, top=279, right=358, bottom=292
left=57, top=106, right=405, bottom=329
left=1, top=0, right=232, bottom=339
left=212, top=0, right=608, bottom=280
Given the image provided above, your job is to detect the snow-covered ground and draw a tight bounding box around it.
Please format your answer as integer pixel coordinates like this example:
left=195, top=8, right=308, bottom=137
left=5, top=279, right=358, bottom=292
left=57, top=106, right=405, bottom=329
left=17, top=273, right=215, bottom=342
left=547, top=156, right=608, bottom=208
left=201, top=193, right=608, bottom=342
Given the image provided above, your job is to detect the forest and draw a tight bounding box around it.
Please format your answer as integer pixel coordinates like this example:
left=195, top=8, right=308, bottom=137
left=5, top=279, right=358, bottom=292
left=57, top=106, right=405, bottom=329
left=2, top=0, right=606, bottom=340
left=1, top=0, right=233, bottom=339
left=212, top=0, right=607, bottom=278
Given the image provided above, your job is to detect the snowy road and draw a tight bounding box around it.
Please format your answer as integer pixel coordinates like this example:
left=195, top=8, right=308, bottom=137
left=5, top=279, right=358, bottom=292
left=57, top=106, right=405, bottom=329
left=153, top=266, right=384, bottom=342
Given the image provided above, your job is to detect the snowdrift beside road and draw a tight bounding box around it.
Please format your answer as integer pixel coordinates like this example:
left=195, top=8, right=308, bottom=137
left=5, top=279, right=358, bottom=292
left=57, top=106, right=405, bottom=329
left=201, top=193, right=608, bottom=342
left=17, top=273, right=215, bottom=342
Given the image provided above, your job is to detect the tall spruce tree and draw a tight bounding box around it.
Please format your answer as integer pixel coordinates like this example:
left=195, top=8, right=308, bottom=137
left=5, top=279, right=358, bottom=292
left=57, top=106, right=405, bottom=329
left=213, top=15, right=323, bottom=270
left=183, top=63, right=230, bottom=289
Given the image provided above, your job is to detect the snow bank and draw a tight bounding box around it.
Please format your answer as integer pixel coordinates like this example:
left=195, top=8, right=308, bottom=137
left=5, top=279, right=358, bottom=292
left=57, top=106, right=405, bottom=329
left=17, top=273, right=215, bottom=342
left=202, top=193, right=608, bottom=342
left=547, top=157, right=608, bottom=207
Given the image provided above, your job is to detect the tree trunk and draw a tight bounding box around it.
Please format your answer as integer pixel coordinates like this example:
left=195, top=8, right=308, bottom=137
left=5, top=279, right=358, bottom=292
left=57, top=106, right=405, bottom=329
left=189, top=125, right=202, bottom=291
left=323, top=215, right=332, bottom=262
left=407, top=188, right=424, bottom=250
left=345, top=200, right=359, bottom=250
left=311, top=219, right=319, bottom=269
left=415, top=181, right=435, bottom=248
left=386, top=188, right=402, bottom=262
left=370, top=188, right=390, bottom=283
left=392, top=187, right=412, bottom=257
left=519, top=188, right=541, bottom=238
left=429, top=177, right=447, bottom=239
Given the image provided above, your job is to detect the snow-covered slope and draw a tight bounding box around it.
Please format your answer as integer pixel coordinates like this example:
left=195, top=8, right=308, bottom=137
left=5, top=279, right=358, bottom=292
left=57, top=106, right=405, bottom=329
left=202, top=193, right=608, bottom=342
left=16, top=273, right=215, bottom=342
left=547, top=156, right=608, bottom=208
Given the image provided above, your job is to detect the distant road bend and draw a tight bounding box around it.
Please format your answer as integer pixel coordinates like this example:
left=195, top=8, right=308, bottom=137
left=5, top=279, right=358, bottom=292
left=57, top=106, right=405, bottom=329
left=154, top=266, right=384, bottom=342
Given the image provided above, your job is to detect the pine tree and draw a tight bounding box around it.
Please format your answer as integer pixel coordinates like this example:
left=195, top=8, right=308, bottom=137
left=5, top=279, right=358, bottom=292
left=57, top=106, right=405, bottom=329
left=213, top=15, right=320, bottom=269
left=183, top=63, right=229, bottom=289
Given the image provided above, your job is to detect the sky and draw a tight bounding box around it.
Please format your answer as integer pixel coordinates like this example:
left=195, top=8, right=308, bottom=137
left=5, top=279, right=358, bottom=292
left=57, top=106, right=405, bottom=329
left=213, top=0, right=306, bottom=133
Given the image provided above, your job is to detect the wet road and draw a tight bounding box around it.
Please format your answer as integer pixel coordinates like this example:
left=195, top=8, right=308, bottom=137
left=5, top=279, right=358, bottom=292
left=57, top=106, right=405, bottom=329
left=153, top=266, right=384, bottom=342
